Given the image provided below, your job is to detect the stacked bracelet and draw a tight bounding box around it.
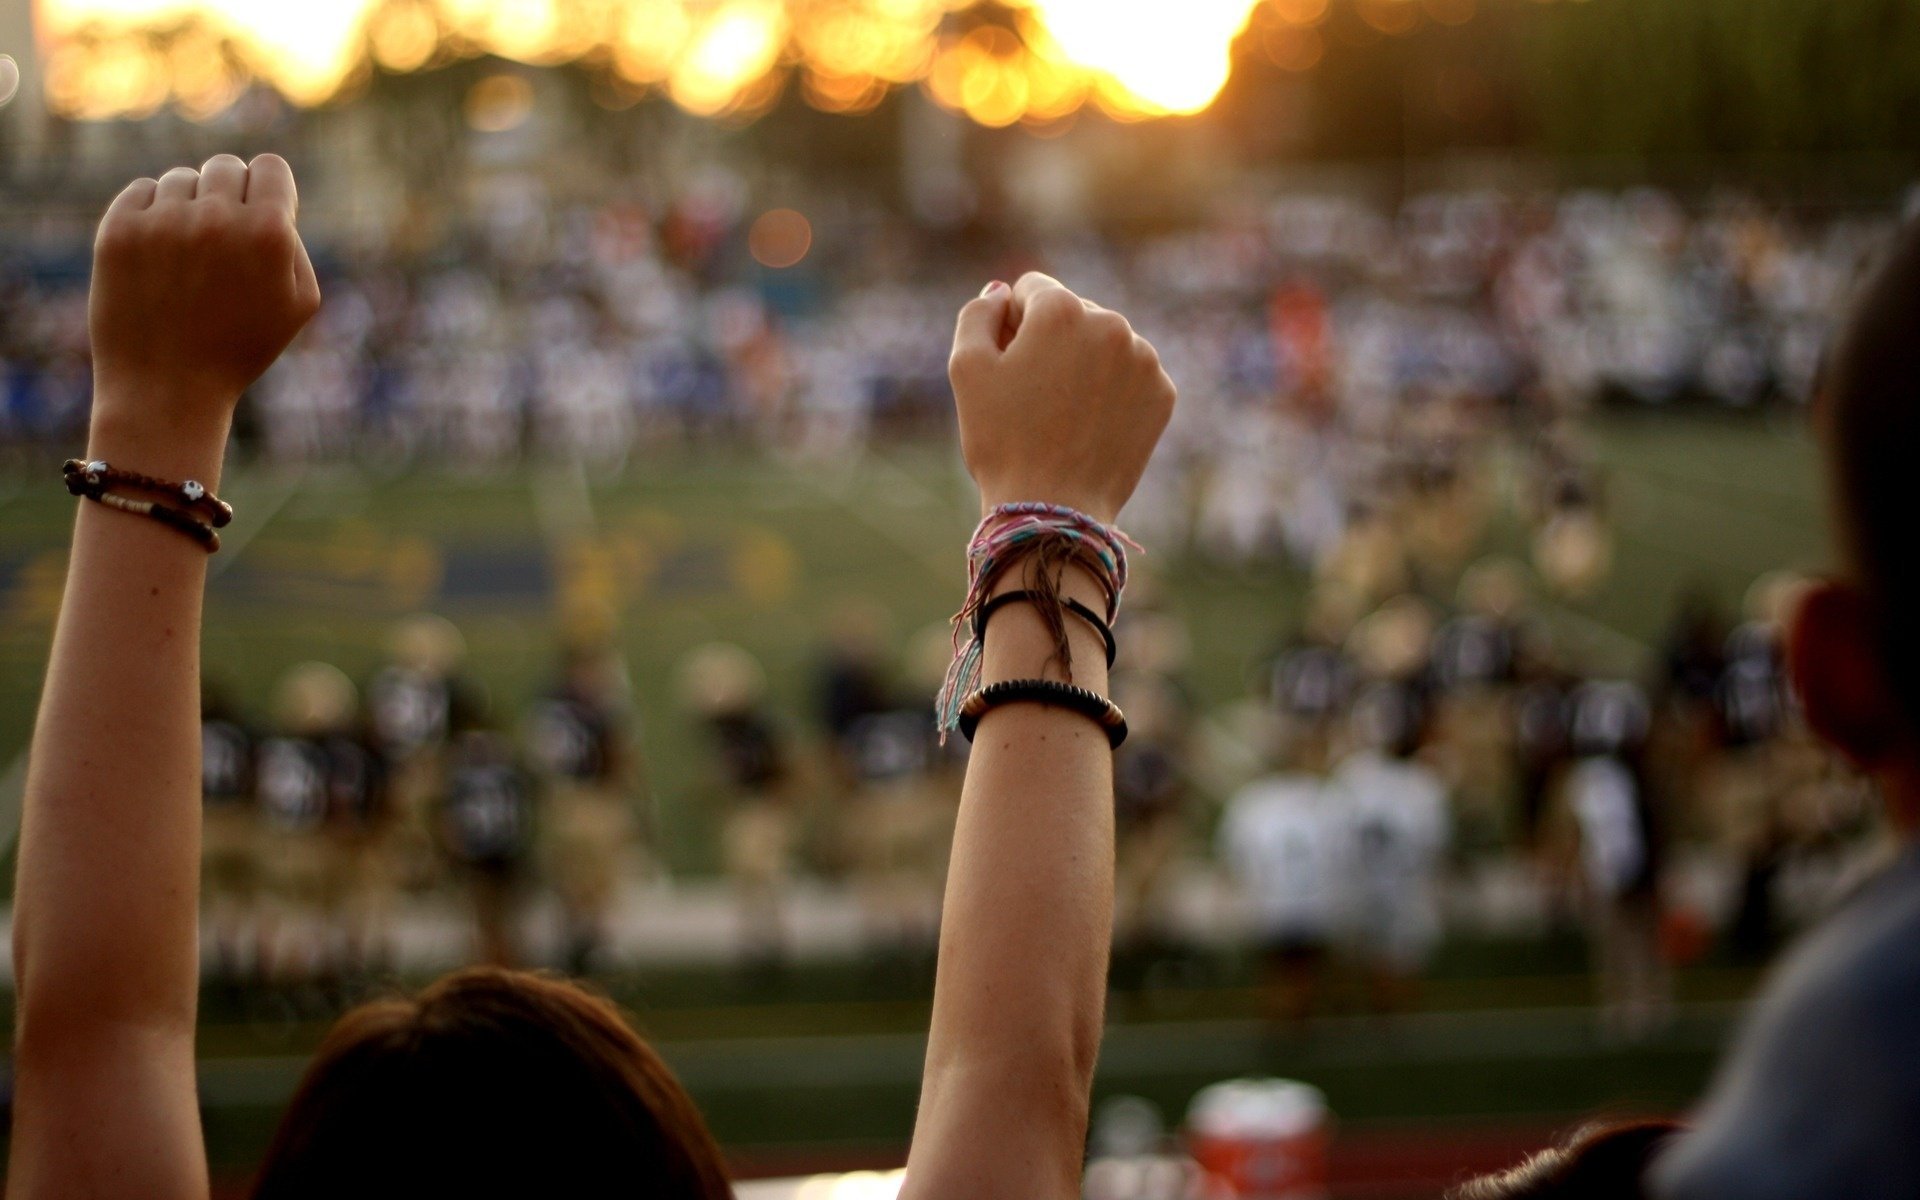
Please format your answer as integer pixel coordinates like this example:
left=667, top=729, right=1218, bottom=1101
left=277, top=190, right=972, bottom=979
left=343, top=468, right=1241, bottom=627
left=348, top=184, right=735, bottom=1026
left=62, top=459, right=227, bottom=552
left=973, top=590, right=1117, bottom=668
left=935, top=503, right=1139, bottom=739
left=63, top=459, right=232, bottom=527
left=958, top=678, right=1129, bottom=749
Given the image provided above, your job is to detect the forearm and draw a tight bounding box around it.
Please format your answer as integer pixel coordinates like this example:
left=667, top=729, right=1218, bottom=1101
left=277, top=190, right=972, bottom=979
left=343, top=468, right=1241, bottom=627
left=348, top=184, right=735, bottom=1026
left=12, top=404, right=226, bottom=1034
left=912, top=563, right=1115, bottom=1190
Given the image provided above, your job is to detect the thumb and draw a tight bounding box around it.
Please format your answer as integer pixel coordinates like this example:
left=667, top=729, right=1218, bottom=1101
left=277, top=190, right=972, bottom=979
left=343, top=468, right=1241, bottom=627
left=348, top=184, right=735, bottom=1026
left=953, top=281, right=1012, bottom=364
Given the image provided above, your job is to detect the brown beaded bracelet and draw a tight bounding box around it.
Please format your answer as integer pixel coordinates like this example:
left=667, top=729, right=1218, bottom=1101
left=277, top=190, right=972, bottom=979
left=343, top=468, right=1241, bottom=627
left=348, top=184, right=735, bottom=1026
left=62, top=459, right=233, bottom=528
left=957, top=678, right=1129, bottom=749
left=62, top=460, right=222, bottom=552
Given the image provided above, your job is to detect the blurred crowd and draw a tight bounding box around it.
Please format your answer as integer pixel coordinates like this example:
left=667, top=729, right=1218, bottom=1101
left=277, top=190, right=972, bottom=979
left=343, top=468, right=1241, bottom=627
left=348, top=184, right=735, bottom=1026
left=3, top=185, right=1898, bottom=473
left=7, top=181, right=1896, bottom=1020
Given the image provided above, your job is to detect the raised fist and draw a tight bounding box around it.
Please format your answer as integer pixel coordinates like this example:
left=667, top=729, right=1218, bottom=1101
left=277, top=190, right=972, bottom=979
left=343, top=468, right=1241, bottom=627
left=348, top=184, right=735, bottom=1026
left=88, top=153, right=321, bottom=440
left=948, top=272, right=1176, bottom=525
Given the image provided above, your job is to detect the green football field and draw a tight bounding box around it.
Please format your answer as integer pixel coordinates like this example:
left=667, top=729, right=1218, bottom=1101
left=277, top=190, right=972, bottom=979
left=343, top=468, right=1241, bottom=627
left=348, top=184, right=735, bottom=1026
left=0, top=410, right=1834, bottom=1185
left=0, top=409, right=1831, bottom=877
left=0, top=408, right=1827, bottom=871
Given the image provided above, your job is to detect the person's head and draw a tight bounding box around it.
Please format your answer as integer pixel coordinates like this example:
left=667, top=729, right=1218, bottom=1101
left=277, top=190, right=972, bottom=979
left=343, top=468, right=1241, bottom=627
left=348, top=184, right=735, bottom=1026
left=273, top=661, right=358, bottom=738
left=1448, top=1121, right=1680, bottom=1200
left=1790, top=219, right=1920, bottom=829
left=252, top=968, right=731, bottom=1199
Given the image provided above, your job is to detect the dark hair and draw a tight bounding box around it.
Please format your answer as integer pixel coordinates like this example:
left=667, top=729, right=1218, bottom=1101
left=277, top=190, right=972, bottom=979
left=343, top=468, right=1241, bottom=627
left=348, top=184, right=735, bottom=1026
left=251, top=967, right=732, bottom=1199
left=1447, top=1121, right=1680, bottom=1200
left=1823, top=218, right=1920, bottom=726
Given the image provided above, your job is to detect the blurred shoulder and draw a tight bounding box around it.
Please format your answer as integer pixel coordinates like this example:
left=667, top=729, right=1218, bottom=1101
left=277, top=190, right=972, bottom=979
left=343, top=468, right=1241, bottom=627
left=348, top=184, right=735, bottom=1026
left=1652, top=845, right=1920, bottom=1200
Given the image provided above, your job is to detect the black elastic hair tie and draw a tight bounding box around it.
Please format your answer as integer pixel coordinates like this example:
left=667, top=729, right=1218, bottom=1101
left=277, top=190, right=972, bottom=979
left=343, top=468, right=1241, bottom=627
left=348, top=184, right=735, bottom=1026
left=973, top=590, right=1118, bottom=668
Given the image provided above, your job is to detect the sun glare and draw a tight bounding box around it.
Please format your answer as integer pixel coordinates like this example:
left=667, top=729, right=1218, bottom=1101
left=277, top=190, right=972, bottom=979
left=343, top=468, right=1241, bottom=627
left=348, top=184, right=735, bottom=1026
left=1021, top=0, right=1260, bottom=115
left=29, top=0, right=1414, bottom=123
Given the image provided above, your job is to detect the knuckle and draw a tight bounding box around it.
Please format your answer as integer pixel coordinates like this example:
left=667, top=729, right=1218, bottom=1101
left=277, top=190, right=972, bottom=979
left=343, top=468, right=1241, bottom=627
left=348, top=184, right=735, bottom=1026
left=95, top=217, right=142, bottom=261
left=1095, top=311, right=1134, bottom=345
left=185, top=210, right=227, bottom=246
left=949, top=344, right=991, bottom=383
left=1029, top=289, right=1081, bottom=327
left=247, top=215, right=293, bottom=253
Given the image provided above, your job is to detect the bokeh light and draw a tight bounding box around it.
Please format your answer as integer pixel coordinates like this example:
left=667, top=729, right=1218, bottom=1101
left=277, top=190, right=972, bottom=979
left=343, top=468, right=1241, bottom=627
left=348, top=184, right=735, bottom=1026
left=0, top=54, right=20, bottom=107
left=33, top=0, right=1506, bottom=123
left=748, top=208, right=814, bottom=268
left=464, top=71, right=535, bottom=130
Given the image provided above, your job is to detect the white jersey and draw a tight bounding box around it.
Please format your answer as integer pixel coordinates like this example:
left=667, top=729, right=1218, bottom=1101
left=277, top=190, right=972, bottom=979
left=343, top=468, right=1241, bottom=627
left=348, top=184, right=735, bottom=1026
left=1218, top=774, right=1341, bottom=939
left=1329, top=752, right=1450, bottom=968
left=1331, top=752, right=1449, bottom=890
left=1568, top=755, right=1649, bottom=898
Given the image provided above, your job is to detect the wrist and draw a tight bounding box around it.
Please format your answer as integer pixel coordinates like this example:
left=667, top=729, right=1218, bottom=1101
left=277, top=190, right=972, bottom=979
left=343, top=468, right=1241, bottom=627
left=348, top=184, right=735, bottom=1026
left=87, top=401, right=233, bottom=491
left=977, top=486, right=1118, bottom=527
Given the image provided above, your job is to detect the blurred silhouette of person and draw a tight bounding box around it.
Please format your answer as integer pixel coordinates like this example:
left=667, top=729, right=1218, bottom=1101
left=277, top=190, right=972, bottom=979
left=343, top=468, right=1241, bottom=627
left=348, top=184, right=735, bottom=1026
left=527, top=640, right=646, bottom=974
left=1528, top=427, right=1612, bottom=599
left=1705, top=574, right=1802, bottom=847
left=256, top=663, right=384, bottom=991
left=681, top=642, right=796, bottom=971
left=1219, top=726, right=1341, bottom=1028
left=439, top=725, right=538, bottom=967
left=1332, top=680, right=1450, bottom=1015
left=367, top=614, right=482, bottom=893
left=1651, top=589, right=1728, bottom=839
left=817, top=598, right=895, bottom=790
left=1431, top=559, right=1529, bottom=846
left=1652, top=218, right=1920, bottom=1194
left=1555, top=680, right=1668, bottom=1041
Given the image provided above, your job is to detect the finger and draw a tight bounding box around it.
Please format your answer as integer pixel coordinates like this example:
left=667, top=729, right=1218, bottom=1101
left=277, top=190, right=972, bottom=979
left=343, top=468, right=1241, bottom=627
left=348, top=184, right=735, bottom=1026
left=1008, top=272, right=1083, bottom=351
left=1010, top=271, right=1069, bottom=326
left=198, top=153, right=249, bottom=202
left=291, top=234, right=322, bottom=315
left=246, top=152, right=298, bottom=215
left=153, top=165, right=200, bottom=204
left=104, top=176, right=158, bottom=218
left=952, top=281, right=1012, bottom=366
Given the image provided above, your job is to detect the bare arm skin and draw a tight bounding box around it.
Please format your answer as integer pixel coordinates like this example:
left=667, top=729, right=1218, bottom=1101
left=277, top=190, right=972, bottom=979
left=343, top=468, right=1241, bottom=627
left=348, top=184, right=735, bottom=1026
left=7, top=154, right=320, bottom=1200
left=903, top=273, right=1177, bottom=1200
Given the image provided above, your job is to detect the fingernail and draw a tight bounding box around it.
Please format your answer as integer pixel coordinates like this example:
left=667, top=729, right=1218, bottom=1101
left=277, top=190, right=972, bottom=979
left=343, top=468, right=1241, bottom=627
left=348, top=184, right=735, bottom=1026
left=980, top=280, right=1007, bottom=298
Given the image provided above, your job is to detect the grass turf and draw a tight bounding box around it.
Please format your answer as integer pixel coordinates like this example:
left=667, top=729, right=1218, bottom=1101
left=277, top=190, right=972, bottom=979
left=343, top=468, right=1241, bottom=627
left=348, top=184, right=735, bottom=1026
left=0, top=409, right=1829, bottom=876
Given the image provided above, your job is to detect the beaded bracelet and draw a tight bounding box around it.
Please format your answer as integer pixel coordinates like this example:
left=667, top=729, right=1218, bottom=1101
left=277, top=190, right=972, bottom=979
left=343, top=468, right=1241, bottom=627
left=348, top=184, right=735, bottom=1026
left=93, top=492, right=221, bottom=551
left=957, top=678, right=1129, bottom=749
left=973, top=590, right=1117, bottom=668
left=62, top=459, right=223, bottom=552
left=62, top=459, right=233, bottom=529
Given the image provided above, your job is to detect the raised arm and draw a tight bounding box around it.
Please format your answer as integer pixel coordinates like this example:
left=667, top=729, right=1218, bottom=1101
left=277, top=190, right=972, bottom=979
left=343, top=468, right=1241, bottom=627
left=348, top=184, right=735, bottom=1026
left=903, top=273, right=1176, bottom=1200
left=7, top=155, right=320, bottom=1200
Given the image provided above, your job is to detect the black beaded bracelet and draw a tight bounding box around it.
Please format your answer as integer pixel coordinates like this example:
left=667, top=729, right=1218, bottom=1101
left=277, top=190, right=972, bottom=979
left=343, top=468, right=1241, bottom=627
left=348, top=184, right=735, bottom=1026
left=973, top=590, right=1118, bottom=668
left=957, top=678, right=1129, bottom=749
